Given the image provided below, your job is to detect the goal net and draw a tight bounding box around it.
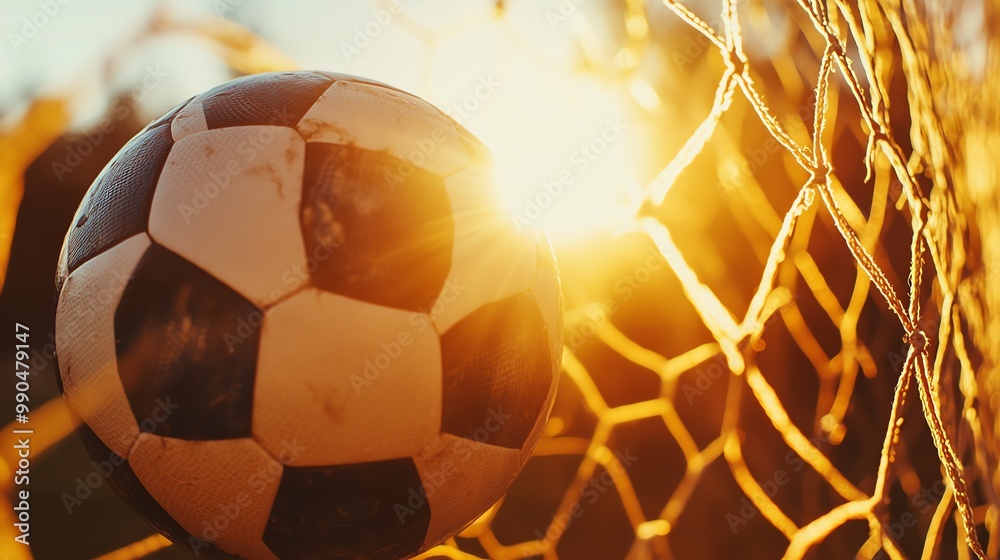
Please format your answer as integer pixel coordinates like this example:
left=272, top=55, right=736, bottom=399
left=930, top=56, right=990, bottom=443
left=0, top=0, right=997, bottom=559
left=421, top=0, right=1000, bottom=558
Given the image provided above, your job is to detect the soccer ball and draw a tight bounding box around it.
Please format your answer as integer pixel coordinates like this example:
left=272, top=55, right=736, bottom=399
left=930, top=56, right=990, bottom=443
left=54, top=71, right=561, bottom=559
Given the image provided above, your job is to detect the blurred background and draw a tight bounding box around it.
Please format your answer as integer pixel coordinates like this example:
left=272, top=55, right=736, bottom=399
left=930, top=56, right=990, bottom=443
left=1, top=0, right=998, bottom=558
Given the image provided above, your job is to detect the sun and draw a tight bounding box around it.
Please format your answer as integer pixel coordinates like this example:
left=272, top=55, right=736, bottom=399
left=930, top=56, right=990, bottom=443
left=420, top=19, right=645, bottom=244
left=483, top=71, right=642, bottom=242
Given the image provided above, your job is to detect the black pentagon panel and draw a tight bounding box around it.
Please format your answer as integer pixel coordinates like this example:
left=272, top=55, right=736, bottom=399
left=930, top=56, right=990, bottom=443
left=199, top=71, right=333, bottom=130
left=264, top=459, right=430, bottom=560
left=114, top=244, right=259, bottom=440
left=74, top=422, right=221, bottom=556
left=65, top=124, right=173, bottom=274
left=301, top=142, right=454, bottom=311
left=440, top=293, right=552, bottom=449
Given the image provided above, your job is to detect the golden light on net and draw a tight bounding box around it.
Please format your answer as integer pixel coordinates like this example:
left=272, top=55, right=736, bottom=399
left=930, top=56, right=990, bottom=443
left=2, top=0, right=992, bottom=557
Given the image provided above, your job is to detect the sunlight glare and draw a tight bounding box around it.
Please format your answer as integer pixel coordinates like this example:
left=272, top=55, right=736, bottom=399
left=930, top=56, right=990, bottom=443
left=427, top=19, right=642, bottom=243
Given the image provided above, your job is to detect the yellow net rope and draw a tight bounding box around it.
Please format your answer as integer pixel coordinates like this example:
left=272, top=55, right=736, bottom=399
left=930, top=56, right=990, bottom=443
left=0, top=0, right=996, bottom=559
left=388, top=0, right=1000, bottom=558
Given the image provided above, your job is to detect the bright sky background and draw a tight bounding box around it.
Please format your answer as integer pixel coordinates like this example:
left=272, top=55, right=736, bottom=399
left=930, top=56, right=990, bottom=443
left=1, top=0, right=661, bottom=240
left=0, top=0, right=989, bottom=240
